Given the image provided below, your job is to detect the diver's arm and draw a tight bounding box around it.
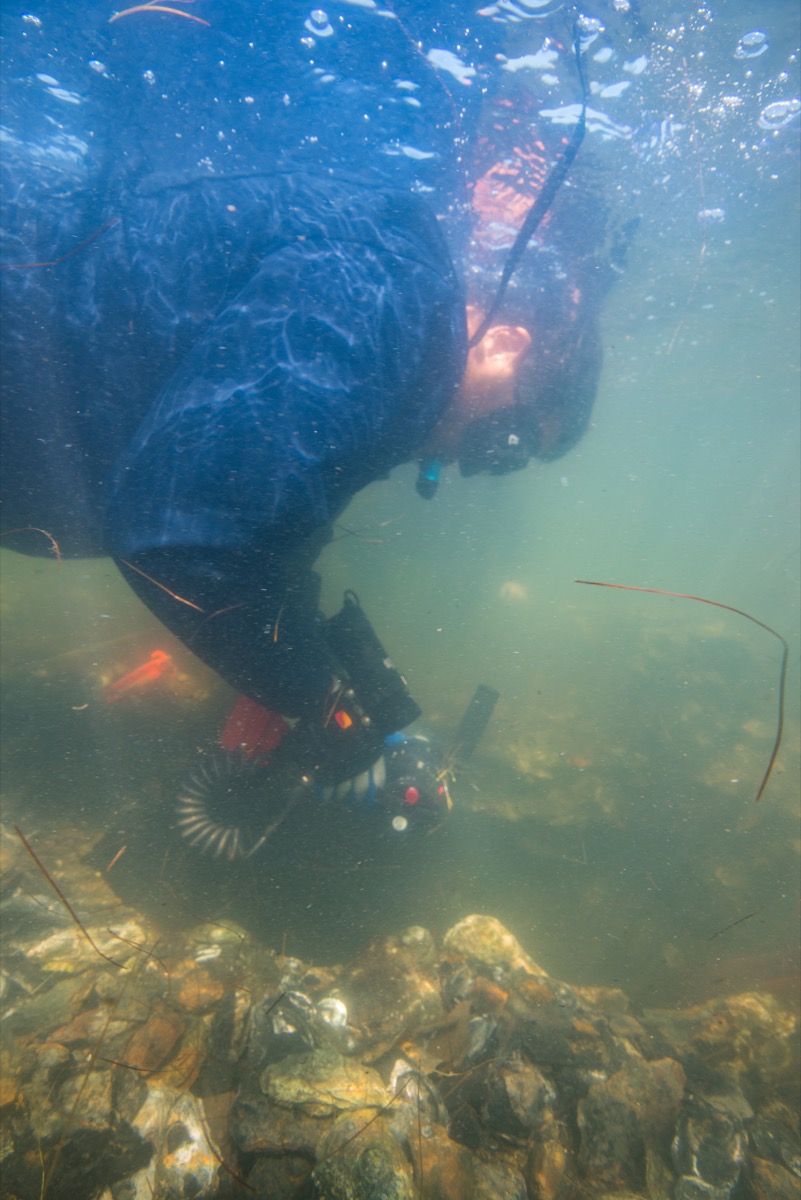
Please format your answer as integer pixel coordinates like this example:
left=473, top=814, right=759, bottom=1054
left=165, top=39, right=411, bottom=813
left=108, top=194, right=460, bottom=767
left=116, top=548, right=409, bottom=784
left=115, top=547, right=337, bottom=719
left=107, top=244, right=373, bottom=721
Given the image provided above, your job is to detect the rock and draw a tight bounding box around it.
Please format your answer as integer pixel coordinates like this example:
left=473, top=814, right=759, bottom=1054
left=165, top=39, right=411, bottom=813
left=645, top=1144, right=678, bottom=1200
left=749, top=1156, right=801, bottom=1200
left=442, top=915, right=546, bottom=980
left=23, top=918, right=149, bottom=974
left=124, top=1000, right=186, bottom=1073
left=409, top=1123, right=477, bottom=1200
left=176, top=963, right=226, bottom=1014
left=313, top=1111, right=415, bottom=1200
left=232, top=1088, right=329, bottom=1158
left=671, top=1087, right=752, bottom=1200
left=197, top=985, right=253, bottom=1094
left=0, top=1061, right=19, bottom=1111
left=472, top=1154, right=529, bottom=1199
left=119, top=1086, right=221, bottom=1199
left=185, top=920, right=251, bottom=955
left=1, top=975, right=92, bottom=1042
left=643, top=992, right=798, bottom=1094
left=156, top=1091, right=221, bottom=1198
left=481, top=1056, right=556, bottom=1141
left=574, top=985, right=631, bottom=1014
left=749, top=1101, right=801, bottom=1178
left=593, top=1193, right=649, bottom=1199
left=51, top=1006, right=127, bottom=1049
left=231, top=1048, right=388, bottom=1162
left=447, top=1097, right=485, bottom=1151
left=30, top=1040, right=72, bottom=1072
left=331, top=927, right=443, bottom=1058
left=3, top=885, right=797, bottom=1200
left=525, top=1125, right=571, bottom=1200
left=1, top=1123, right=152, bottom=1200
left=578, top=1056, right=686, bottom=1190
left=148, top=1015, right=208, bottom=1092
left=112, top=1063, right=150, bottom=1127
left=384, top=1057, right=449, bottom=1146
left=56, top=1067, right=115, bottom=1132
left=261, top=1049, right=387, bottom=1118
left=245, top=1152, right=312, bottom=1199
left=512, top=975, right=633, bottom=1093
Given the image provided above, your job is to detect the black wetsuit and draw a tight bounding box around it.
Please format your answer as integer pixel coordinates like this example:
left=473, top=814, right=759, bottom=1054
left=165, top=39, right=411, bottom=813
left=1, top=2, right=629, bottom=737
left=1, top=2, right=479, bottom=721
left=108, top=175, right=464, bottom=715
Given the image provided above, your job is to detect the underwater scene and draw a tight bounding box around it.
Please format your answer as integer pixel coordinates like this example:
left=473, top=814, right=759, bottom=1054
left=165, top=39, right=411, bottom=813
left=1, top=1, right=799, bottom=1198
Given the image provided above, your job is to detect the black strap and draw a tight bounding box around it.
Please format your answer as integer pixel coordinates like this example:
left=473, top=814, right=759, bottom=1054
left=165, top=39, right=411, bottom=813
left=469, top=22, right=590, bottom=350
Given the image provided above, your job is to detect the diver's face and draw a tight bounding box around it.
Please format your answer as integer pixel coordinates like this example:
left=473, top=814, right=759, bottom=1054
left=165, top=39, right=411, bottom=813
left=449, top=309, right=532, bottom=439
left=420, top=308, right=532, bottom=464
left=462, top=313, right=532, bottom=419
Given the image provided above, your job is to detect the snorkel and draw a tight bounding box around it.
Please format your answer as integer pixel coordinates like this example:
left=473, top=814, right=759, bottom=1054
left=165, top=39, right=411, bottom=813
left=417, top=16, right=593, bottom=496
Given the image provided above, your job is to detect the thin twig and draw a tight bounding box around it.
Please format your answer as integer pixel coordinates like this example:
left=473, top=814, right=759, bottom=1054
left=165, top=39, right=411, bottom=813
left=576, top=580, right=788, bottom=802
left=14, top=826, right=124, bottom=969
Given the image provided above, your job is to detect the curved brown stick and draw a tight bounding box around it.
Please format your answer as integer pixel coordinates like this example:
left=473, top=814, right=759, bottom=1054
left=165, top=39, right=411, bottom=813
left=1, top=526, right=61, bottom=563
left=575, top=580, right=789, bottom=803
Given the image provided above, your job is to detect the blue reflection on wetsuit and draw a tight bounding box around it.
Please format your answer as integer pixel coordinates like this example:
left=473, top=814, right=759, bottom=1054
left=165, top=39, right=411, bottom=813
left=1, top=2, right=627, bottom=718
left=1, top=2, right=482, bottom=714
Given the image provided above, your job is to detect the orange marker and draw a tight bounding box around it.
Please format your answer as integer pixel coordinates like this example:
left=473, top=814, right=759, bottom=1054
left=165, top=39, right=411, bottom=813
left=104, top=649, right=174, bottom=703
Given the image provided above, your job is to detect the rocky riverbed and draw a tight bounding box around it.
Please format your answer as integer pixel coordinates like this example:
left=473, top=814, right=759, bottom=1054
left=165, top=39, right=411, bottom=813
left=0, top=824, right=798, bottom=1199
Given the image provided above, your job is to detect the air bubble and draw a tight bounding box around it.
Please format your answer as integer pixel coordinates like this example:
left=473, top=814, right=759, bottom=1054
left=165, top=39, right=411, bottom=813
left=758, top=98, right=800, bottom=130
left=734, top=31, right=767, bottom=60
left=305, top=8, right=333, bottom=37
left=576, top=15, right=604, bottom=49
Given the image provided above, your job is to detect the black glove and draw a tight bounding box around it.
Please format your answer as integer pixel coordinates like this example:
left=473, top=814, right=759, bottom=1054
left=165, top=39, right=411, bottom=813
left=284, top=678, right=388, bottom=787
left=323, top=592, right=421, bottom=736
left=276, top=593, right=420, bottom=788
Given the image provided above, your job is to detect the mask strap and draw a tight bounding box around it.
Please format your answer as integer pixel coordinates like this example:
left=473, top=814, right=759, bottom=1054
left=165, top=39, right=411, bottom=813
left=469, top=20, right=591, bottom=351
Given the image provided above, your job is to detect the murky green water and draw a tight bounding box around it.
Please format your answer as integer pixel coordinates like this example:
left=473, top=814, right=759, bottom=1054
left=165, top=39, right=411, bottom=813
left=2, top=186, right=799, bottom=1015
left=1, top=1, right=799, bottom=1028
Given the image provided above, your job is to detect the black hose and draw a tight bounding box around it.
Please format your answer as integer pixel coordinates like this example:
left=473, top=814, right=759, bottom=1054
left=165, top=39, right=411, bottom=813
left=468, top=21, right=590, bottom=349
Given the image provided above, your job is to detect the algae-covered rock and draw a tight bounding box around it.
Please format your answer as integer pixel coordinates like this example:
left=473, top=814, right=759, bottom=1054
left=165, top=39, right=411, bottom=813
left=314, top=1111, right=415, bottom=1200
left=442, top=915, right=546, bottom=979
left=577, top=1056, right=685, bottom=1190
left=261, top=1048, right=388, bottom=1119
left=331, top=926, right=443, bottom=1059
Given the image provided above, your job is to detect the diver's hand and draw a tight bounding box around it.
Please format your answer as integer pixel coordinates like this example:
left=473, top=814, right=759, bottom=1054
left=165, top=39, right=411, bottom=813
left=283, top=683, right=387, bottom=787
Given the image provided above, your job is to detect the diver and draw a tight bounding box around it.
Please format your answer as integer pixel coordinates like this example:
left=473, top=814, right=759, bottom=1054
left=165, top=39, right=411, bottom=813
left=1, top=2, right=636, bottom=814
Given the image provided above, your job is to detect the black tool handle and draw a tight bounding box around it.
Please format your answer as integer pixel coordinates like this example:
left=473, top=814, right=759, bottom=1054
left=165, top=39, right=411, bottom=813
left=452, top=684, right=500, bottom=764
